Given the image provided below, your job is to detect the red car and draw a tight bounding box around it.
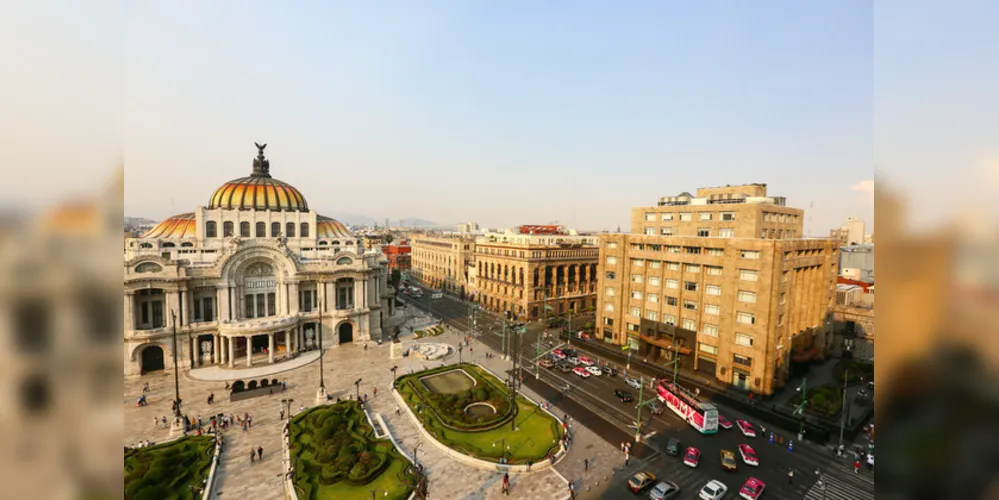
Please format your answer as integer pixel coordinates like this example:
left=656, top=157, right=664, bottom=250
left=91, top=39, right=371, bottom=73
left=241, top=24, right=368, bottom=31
left=573, top=367, right=591, bottom=378
left=739, top=477, right=766, bottom=500
left=683, top=446, right=700, bottom=467
left=718, top=415, right=733, bottom=429
left=738, top=444, right=759, bottom=466
left=736, top=419, right=756, bottom=438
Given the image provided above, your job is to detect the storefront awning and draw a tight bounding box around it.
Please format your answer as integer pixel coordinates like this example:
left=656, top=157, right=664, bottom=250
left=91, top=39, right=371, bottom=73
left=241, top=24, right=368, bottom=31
left=640, top=335, right=694, bottom=356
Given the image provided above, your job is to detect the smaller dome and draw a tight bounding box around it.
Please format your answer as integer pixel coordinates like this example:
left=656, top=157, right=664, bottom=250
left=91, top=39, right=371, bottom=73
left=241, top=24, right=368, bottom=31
left=317, top=215, right=352, bottom=238
left=142, top=213, right=196, bottom=238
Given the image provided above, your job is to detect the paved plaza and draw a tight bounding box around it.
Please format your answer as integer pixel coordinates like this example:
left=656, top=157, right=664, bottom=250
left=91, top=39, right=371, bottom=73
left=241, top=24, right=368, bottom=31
left=124, top=316, right=630, bottom=499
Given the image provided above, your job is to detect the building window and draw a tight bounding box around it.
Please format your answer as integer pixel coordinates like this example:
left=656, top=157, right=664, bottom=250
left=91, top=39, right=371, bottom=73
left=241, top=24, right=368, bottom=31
left=300, top=222, right=310, bottom=238
left=630, top=306, right=641, bottom=316
left=782, top=271, right=789, bottom=283
left=778, top=314, right=785, bottom=326
left=667, top=246, right=681, bottom=254
left=286, top=222, right=296, bottom=237
left=682, top=318, right=696, bottom=331
left=632, top=259, right=645, bottom=267
left=631, top=291, right=643, bottom=300
left=685, top=264, right=700, bottom=273
left=661, top=213, right=674, bottom=221
left=267, top=292, right=276, bottom=316
left=645, top=212, right=656, bottom=221
left=645, top=227, right=656, bottom=236
left=223, top=221, right=234, bottom=237
left=606, top=256, right=617, bottom=265
left=684, top=281, right=698, bottom=292
left=205, top=221, right=217, bottom=238
left=631, top=274, right=643, bottom=283
left=739, top=269, right=758, bottom=281
left=271, top=222, right=281, bottom=236
left=666, top=279, right=679, bottom=289
left=779, top=293, right=786, bottom=305
left=648, top=276, right=661, bottom=287
left=722, top=212, right=735, bottom=221
left=647, top=293, right=659, bottom=304
left=761, top=229, right=767, bottom=239
left=699, top=212, right=712, bottom=221
left=645, top=310, right=658, bottom=321
left=733, top=354, right=753, bottom=367
left=707, top=266, right=723, bottom=276
left=648, top=260, right=662, bottom=269
left=705, top=304, right=720, bottom=316
left=605, top=303, right=614, bottom=312
left=719, top=228, right=734, bottom=238
left=684, top=300, right=697, bottom=311
left=735, top=333, right=754, bottom=347
left=700, top=343, right=719, bottom=355
left=738, top=290, right=757, bottom=303
left=706, top=284, right=721, bottom=296
left=661, top=227, right=675, bottom=236
left=664, top=314, right=676, bottom=325
left=239, top=222, right=250, bottom=237
left=667, top=262, right=680, bottom=271
left=606, top=271, right=617, bottom=280
left=255, top=222, right=266, bottom=237
left=736, top=312, right=755, bottom=325
left=666, top=296, right=678, bottom=306
left=605, top=318, right=614, bottom=326
left=628, top=323, right=639, bottom=332
left=679, top=213, right=692, bottom=222
left=706, top=248, right=724, bottom=257
left=604, top=287, right=615, bottom=297
left=741, top=250, right=760, bottom=260
left=684, top=246, right=701, bottom=255
left=607, top=242, right=618, bottom=249
left=703, top=324, right=719, bottom=337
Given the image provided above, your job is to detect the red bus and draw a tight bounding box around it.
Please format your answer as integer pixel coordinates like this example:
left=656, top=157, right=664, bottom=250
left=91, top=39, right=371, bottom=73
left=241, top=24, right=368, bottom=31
left=656, top=382, right=719, bottom=434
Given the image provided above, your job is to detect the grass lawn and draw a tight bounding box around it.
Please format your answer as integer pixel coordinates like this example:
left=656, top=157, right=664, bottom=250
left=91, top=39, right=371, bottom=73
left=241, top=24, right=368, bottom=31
left=306, top=454, right=412, bottom=500
left=124, top=435, right=215, bottom=500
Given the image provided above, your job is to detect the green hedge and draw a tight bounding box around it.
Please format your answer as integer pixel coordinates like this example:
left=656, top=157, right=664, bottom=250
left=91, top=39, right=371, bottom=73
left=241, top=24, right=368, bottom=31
left=835, top=359, right=874, bottom=385
left=124, top=435, right=215, bottom=500
left=790, top=384, right=844, bottom=417
left=400, top=366, right=514, bottom=431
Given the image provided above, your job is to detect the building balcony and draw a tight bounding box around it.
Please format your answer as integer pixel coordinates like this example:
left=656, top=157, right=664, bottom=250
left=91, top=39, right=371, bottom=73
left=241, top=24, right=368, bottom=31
left=219, top=315, right=300, bottom=335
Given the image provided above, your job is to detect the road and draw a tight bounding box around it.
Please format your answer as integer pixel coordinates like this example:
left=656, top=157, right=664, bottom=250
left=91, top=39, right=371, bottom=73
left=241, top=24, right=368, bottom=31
left=398, top=288, right=874, bottom=499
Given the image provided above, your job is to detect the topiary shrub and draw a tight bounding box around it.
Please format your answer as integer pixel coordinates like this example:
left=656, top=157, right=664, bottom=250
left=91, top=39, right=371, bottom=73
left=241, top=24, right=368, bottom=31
left=348, top=462, right=368, bottom=480
left=132, top=485, right=170, bottom=500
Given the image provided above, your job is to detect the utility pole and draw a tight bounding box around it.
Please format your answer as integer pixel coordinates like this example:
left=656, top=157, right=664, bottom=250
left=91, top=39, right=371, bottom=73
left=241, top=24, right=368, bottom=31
left=634, top=376, right=658, bottom=445
left=170, top=310, right=181, bottom=417
left=838, top=367, right=849, bottom=449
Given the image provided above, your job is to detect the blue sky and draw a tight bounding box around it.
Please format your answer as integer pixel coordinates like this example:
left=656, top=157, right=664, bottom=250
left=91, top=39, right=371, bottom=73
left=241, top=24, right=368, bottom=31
left=118, top=1, right=879, bottom=233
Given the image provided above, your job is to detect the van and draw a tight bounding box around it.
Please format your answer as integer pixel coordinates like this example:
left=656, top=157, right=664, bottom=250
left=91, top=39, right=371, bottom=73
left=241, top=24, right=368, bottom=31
left=665, top=437, right=680, bottom=456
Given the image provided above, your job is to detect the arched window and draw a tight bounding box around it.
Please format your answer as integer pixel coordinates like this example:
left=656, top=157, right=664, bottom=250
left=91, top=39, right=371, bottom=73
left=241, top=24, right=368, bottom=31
left=271, top=222, right=280, bottom=237
left=318, top=240, right=328, bottom=246
left=205, top=221, right=217, bottom=238
left=256, top=222, right=266, bottom=237
left=162, top=242, right=175, bottom=248
left=140, top=242, right=153, bottom=249
left=286, top=222, right=296, bottom=237
left=332, top=240, right=340, bottom=245
left=240, top=222, right=250, bottom=237
left=181, top=242, right=194, bottom=247
left=223, top=221, right=234, bottom=237
left=300, top=222, right=309, bottom=238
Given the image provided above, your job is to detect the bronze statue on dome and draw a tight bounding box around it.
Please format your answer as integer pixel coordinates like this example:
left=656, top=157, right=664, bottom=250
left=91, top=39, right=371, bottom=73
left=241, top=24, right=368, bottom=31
left=254, top=142, right=267, bottom=156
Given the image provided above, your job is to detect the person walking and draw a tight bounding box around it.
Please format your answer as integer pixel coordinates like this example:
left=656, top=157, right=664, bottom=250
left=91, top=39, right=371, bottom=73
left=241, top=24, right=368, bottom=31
left=866, top=453, right=874, bottom=471
left=250, top=449, right=255, bottom=463
left=257, top=446, right=263, bottom=461
left=584, top=458, right=589, bottom=471
left=373, top=387, right=378, bottom=397
left=568, top=481, right=576, bottom=500
left=854, top=459, right=861, bottom=473
left=788, top=469, right=794, bottom=484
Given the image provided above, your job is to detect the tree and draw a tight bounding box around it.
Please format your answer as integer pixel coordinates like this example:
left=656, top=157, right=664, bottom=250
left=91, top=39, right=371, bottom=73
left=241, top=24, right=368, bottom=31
left=385, top=234, right=395, bottom=244
left=390, top=269, right=402, bottom=286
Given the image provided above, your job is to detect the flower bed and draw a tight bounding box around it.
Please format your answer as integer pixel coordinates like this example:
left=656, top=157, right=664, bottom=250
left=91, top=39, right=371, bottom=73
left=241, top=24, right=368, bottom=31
left=414, top=325, right=445, bottom=339
left=289, top=401, right=416, bottom=500
left=124, top=435, right=215, bottom=500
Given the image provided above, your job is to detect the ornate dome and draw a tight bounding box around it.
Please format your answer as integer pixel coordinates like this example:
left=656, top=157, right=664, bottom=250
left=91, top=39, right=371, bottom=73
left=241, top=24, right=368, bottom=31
left=317, top=216, right=352, bottom=238
left=142, top=212, right=196, bottom=238
left=207, top=143, right=309, bottom=212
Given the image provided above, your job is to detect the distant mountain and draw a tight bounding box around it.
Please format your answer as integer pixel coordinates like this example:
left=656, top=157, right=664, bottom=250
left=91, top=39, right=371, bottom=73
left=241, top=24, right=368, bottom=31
left=322, top=211, right=438, bottom=228
left=125, top=216, right=158, bottom=231
left=400, top=218, right=438, bottom=228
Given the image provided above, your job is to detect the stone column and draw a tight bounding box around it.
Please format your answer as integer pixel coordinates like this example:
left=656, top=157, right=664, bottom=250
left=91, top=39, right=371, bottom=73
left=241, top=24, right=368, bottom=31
left=246, top=336, right=253, bottom=367
left=217, top=287, right=229, bottom=323
left=124, top=293, right=135, bottom=334
left=228, top=337, right=235, bottom=367
left=212, top=334, right=220, bottom=364
left=289, top=282, right=300, bottom=315
left=189, top=336, right=197, bottom=368
left=268, top=333, right=275, bottom=363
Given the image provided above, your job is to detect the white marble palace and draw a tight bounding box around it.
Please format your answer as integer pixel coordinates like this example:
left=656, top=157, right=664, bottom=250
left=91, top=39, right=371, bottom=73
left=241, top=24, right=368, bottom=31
left=123, top=143, right=393, bottom=376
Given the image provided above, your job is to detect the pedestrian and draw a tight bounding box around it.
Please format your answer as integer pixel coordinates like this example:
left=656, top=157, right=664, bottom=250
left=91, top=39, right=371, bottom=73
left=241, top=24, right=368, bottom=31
left=153, top=416, right=158, bottom=428
left=143, top=382, right=150, bottom=393
left=568, top=481, right=576, bottom=500
left=363, top=393, right=368, bottom=403
left=282, top=379, right=287, bottom=391
left=161, top=416, right=167, bottom=428
left=258, top=446, right=263, bottom=460
left=373, top=387, right=378, bottom=397
left=280, top=409, right=285, bottom=420
left=866, top=453, right=874, bottom=471
left=395, top=406, right=401, bottom=416
left=250, top=449, right=255, bottom=463
left=854, top=459, right=860, bottom=473
left=788, top=469, right=794, bottom=484
left=527, top=459, right=533, bottom=471
left=583, top=457, right=589, bottom=471
left=624, top=451, right=630, bottom=466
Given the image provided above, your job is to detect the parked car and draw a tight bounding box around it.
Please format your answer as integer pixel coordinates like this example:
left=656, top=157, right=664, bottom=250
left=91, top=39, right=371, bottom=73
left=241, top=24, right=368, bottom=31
left=720, top=449, right=737, bottom=472
left=683, top=447, right=701, bottom=467
left=718, top=415, right=733, bottom=430
left=665, top=437, right=681, bottom=456
left=736, top=419, right=756, bottom=438
left=557, top=363, right=573, bottom=374
left=567, top=356, right=581, bottom=365
left=739, top=477, right=766, bottom=500
left=649, top=480, right=680, bottom=500
left=573, top=367, right=591, bottom=378
left=600, top=365, right=618, bottom=376
left=562, top=349, right=579, bottom=358
left=613, top=389, right=634, bottom=403
left=626, top=377, right=643, bottom=389
left=627, top=471, right=657, bottom=493
left=552, top=349, right=566, bottom=360
left=578, top=356, right=595, bottom=366
left=698, top=480, right=728, bottom=500
left=738, top=444, right=759, bottom=466
left=538, top=359, right=554, bottom=369
left=586, top=365, right=603, bottom=376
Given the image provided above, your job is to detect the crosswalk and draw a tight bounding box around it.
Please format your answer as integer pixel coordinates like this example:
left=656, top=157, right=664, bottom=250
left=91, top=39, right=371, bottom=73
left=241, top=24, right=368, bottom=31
left=804, top=462, right=875, bottom=500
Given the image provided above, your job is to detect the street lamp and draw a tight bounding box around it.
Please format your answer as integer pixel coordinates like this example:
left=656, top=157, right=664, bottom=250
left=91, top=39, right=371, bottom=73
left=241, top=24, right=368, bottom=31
left=316, top=279, right=327, bottom=403
left=281, top=398, right=294, bottom=420
left=838, top=367, right=849, bottom=450
left=458, top=343, right=463, bottom=364
left=391, top=365, right=398, bottom=380
left=170, top=310, right=182, bottom=417
left=355, top=378, right=363, bottom=400
left=493, top=439, right=509, bottom=462
left=794, top=378, right=808, bottom=441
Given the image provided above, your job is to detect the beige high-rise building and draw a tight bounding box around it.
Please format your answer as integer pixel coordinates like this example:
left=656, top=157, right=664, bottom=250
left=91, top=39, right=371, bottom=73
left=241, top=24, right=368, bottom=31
left=598, top=184, right=839, bottom=395
left=830, top=216, right=866, bottom=246
left=472, top=226, right=599, bottom=320
left=411, top=235, right=475, bottom=296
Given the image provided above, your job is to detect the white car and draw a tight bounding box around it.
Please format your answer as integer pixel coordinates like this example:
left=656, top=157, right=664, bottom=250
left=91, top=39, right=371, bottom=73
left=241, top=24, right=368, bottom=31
left=698, top=480, right=728, bottom=500
left=567, top=356, right=581, bottom=365
left=626, top=377, right=643, bottom=389
left=586, top=365, right=602, bottom=376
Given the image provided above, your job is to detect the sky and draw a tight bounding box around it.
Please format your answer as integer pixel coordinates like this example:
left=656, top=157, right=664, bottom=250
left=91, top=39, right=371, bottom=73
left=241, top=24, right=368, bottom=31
left=8, top=2, right=998, bottom=237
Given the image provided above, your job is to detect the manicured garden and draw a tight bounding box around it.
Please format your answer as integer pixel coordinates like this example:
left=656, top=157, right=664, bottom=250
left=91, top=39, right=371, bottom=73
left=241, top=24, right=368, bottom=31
left=790, top=383, right=844, bottom=417
left=395, top=363, right=563, bottom=464
left=289, top=401, right=416, bottom=500
left=835, top=358, right=874, bottom=384
left=124, top=435, right=215, bottom=500
left=414, top=325, right=445, bottom=338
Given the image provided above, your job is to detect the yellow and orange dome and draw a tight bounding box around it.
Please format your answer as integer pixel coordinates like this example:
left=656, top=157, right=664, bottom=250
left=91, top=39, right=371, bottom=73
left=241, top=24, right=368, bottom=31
left=317, top=216, right=352, bottom=239
left=142, top=212, right=196, bottom=238
left=208, top=176, right=309, bottom=212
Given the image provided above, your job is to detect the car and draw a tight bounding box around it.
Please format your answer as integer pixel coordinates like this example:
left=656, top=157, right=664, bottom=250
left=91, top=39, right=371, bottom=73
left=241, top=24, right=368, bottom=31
left=665, top=437, right=681, bottom=456
left=567, top=356, right=580, bottom=365
left=739, top=477, right=766, bottom=500
left=600, top=365, right=618, bottom=376
left=720, top=449, right=737, bottom=472
left=627, top=471, right=657, bottom=493
left=613, top=389, right=634, bottom=403
left=649, top=480, right=680, bottom=500
left=718, top=415, right=733, bottom=430
left=626, top=377, right=643, bottom=389
left=736, top=419, right=756, bottom=438
left=683, top=447, right=701, bottom=467
left=557, top=363, right=573, bottom=374
left=586, top=365, right=603, bottom=376
left=573, top=367, right=590, bottom=378
left=578, top=356, right=595, bottom=366
left=562, top=349, right=578, bottom=358
left=539, top=359, right=554, bottom=369
left=698, top=480, right=728, bottom=500
left=552, top=350, right=566, bottom=360
left=738, top=444, right=759, bottom=466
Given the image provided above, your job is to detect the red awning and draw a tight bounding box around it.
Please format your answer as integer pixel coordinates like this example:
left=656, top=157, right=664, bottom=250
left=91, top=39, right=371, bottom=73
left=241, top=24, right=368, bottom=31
left=792, top=347, right=819, bottom=363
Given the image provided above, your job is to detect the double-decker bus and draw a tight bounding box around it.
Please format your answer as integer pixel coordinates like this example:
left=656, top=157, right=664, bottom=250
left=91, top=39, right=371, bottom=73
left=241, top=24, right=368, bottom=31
left=656, top=382, right=719, bottom=434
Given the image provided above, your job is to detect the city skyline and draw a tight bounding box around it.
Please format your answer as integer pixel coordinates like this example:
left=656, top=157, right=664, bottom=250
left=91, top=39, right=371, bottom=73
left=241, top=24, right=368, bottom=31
left=120, top=2, right=874, bottom=235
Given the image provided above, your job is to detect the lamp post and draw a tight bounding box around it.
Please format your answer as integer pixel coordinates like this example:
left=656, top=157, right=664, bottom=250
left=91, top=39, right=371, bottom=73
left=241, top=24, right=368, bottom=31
left=315, top=279, right=327, bottom=403
left=458, top=343, right=463, bottom=364
left=794, top=378, right=808, bottom=441
left=355, top=378, right=363, bottom=400
left=170, top=310, right=182, bottom=417
left=838, top=368, right=850, bottom=450
left=493, top=438, right=508, bottom=462
left=391, top=365, right=398, bottom=380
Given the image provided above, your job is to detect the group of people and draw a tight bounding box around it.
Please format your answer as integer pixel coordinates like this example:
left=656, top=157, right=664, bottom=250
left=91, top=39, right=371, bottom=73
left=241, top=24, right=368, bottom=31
left=249, top=445, right=265, bottom=464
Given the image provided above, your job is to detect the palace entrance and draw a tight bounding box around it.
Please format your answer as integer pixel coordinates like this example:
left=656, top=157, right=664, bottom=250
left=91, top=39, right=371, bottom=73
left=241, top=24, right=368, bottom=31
left=338, top=323, right=354, bottom=344
left=141, top=345, right=165, bottom=373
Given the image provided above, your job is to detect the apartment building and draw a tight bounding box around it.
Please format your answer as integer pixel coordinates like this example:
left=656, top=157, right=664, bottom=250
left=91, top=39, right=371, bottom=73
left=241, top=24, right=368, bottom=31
left=410, top=235, right=475, bottom=296
left=598, top=184, right=839, bottom=395
left=472, top=225, right=599, bottom=320
left=830, top=216, right=867, bottom=246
